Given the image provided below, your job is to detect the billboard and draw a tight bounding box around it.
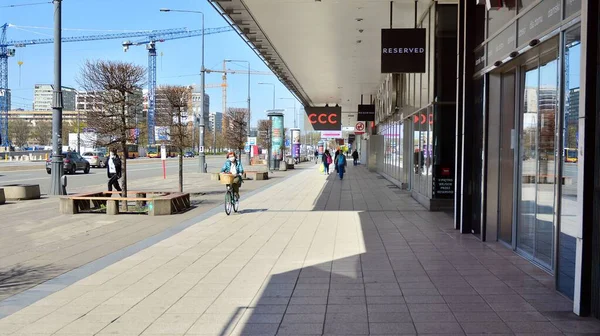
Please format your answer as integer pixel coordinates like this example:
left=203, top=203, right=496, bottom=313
left=381, top=28, right=426, bottom=73
left=270, top=114, right=284, bottom=160
left=155, top=126, right=170, bottom=142
left=290, top=128, right=301, bottom=159
left=321, top=130, right=343, bottom=139
left=305, top=106, right=341, bottom=131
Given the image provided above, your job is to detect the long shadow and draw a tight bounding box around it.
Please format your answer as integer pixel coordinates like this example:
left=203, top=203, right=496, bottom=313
left=0, top=263, right=65, bottom=301
left=227, top=163, right=586, bottom=336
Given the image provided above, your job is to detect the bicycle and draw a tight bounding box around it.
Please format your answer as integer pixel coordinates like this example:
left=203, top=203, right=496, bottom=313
left=221, top=173, right=240, bottom=215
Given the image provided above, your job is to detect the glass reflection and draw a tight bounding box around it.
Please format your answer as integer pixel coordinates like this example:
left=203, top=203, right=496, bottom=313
left=535, top=58, right=558, bottom=268
left=518, top=66, right=538, bottom=257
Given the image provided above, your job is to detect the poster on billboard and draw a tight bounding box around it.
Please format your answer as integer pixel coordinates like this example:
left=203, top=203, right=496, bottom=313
left=305, top=106, right=341, bottom=131
left=290, top=128, right=301, bottom=159
left=270, top=114, right=284, bottom=160
left=155, top=126, right=170, bottom=142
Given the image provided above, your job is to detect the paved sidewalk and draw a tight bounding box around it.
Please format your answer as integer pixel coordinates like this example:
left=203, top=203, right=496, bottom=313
left=1, top=164, right=599, bottom=335
left=0, top=166, right=298, bottom=302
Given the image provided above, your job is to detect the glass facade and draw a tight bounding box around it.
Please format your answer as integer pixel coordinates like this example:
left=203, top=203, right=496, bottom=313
left=473, top=0, right=583, bottom=301
left=376, top=3, right=456, bottom=203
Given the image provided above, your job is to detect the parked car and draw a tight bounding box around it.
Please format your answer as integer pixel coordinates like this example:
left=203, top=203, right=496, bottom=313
left=184, top=151, right=194, bottom=158
left=46, top=152, right=90, bottom=175
left=82, top=151, right=106, bottom=168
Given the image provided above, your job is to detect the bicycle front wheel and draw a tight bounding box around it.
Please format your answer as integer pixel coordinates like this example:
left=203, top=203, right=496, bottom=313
left=224, top=190, right=233, bottom=215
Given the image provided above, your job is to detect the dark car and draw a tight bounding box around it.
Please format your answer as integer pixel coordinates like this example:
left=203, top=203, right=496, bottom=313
left=184, top=151, right=195, bottom=158
left=46, top=152, right=90, bottom=175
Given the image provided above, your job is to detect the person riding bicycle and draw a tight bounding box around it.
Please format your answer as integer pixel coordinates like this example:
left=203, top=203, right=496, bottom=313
left=221, top=152, right=244, bottom=198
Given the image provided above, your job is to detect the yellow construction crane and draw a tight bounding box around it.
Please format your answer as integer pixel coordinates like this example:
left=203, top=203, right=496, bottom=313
left=205, top=60, right=273, bottom=118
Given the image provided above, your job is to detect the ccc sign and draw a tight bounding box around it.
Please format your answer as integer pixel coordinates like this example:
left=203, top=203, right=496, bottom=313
left=305, top=106, right=341, bottom=131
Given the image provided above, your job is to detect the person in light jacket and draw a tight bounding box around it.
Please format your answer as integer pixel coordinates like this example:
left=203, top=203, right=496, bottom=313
left=220, top=152, right=244, bottom=198
left=106, top=148, right=122, bottom=193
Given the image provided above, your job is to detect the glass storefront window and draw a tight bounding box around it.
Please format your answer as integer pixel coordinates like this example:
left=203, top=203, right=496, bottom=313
left=557, top=26, right=581, bottom=300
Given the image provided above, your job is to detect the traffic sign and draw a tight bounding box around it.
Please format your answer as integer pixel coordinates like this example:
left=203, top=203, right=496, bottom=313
left=355, top=122, right=366, bottom=134
left=285, top=139, right=290, bottom=147
left=247, top=137, right=257, bottom=146
left=199, top=146, right=205, bottom=153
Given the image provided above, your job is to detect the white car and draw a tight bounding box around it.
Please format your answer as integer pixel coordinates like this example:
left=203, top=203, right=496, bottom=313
left=82, top=151, right=106, bottom=168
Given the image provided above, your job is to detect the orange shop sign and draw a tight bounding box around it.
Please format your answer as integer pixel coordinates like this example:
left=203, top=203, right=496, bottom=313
left=413, top=113, right=433, bottom=125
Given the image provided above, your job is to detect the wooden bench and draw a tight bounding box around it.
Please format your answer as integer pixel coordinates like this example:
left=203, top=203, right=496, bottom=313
left=245, top=171, right=268, bottom=180
left=59, top=191, right=190, bottom=216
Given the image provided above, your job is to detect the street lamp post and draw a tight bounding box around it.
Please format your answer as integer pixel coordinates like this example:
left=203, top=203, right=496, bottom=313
left=160, top=8, right=207, bottom=173
left=279, top=98, right=297, bottom=128
left=258, top=83, right=275, bottom=109
left=49, top=0, right=65, bottom=195
left=225, top=60, right=251, bottom=164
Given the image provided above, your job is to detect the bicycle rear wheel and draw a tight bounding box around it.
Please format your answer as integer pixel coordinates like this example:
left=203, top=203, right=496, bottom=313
left=233, top=193, right=239, bottom=213
left=224, top=189, right=233, bottom=215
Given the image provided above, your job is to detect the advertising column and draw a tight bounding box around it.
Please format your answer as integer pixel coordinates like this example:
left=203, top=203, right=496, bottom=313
left=290, top=128, right=301, bottom=160
left=268, top=111, right=284, bottom=170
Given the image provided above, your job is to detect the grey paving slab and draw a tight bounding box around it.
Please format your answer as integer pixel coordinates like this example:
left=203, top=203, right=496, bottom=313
left=1, top=164, right=596, bottom=335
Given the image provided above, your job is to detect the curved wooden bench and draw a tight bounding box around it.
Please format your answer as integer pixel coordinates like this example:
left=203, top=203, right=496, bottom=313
left=245, top=171, right=268, bottom=180
left=59, top=191, right=190, bottom=216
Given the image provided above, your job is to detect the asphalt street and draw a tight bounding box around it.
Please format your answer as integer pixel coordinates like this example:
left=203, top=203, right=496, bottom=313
left=0, top=156, right=226, bottom=195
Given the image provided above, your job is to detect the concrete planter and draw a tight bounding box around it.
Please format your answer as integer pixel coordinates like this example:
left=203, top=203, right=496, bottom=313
left=0, top=188, right=5, bottom=205
left=1, top=184, right=41, bottom=200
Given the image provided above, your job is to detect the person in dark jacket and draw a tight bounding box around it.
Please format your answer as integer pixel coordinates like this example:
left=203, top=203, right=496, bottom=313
left=106, top=148, right=122, bottom=193
left=322, top=149, right=332, bottom=175
left=352, top=150, right=359, bottom=166
left=334, top=149, right=340, bottom=173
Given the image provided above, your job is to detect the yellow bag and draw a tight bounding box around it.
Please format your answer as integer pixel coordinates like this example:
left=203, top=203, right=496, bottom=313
left=319, top=164, right=324, bottom=173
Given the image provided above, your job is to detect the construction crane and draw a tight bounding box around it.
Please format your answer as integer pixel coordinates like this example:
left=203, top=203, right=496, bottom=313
left=206, top=60, right=273, bottom=121
left=122, top=27, right=233, bottom=144
left=0, top=24, right=233, bottom=147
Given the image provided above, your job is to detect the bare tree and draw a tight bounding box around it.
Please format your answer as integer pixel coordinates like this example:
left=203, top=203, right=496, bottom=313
left=156, top=85, right=192, bottom=192
left=8, top=119, right=31, bottom=148
left=78, top=60, right=146, bottom=202
left=257, top=119, right=271, bottom=150
left=32, top=121, right=52, bottom=146
left=225, top=108, right=248, bottom=157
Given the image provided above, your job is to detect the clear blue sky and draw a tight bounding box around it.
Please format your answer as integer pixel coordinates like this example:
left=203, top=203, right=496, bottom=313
left=1, top=0, right=301, bottom=128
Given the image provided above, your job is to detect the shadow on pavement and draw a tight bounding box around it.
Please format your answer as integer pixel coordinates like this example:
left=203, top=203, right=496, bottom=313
left=229, top=164, right=590, bottom=336
left=0, top=264, right=64, bottom=301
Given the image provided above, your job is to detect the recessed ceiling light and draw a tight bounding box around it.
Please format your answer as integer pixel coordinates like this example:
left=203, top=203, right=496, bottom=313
left=358, top=29, right=364, bottom=33
left=356, top=18, right=363, bottom=22
left=356, top=40, right=362, bottom=43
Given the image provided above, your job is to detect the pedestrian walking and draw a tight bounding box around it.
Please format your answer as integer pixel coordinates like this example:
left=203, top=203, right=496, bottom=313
left=352, top=149, right=359, bottom=166
left=106, top=148, right=122, bottom=193
left=322, top=149, right=332, bottom=175
left=336, top=150, right=347, bottom=179
left=314, top=150, right=319, bottom=164
left=334, top=149, right=340, bottom=173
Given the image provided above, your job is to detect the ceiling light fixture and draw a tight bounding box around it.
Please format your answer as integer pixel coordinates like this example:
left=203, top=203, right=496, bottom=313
left=356, top=18, right=363, bottom=22
left=356, top=40, right=362, bottom=43
left=358, top=29, right=364, bottom=33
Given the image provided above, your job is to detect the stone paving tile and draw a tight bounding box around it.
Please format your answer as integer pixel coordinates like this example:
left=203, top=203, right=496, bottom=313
left=3, top=165, right=598, bottom=335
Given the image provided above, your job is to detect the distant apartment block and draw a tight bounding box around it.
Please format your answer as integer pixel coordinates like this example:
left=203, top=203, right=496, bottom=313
left=33, top=84, right=77, bottom=111
left=209, top=112, right=223, bottom=133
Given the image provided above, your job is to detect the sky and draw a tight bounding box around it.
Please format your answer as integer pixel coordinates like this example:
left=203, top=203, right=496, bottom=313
left=1, top=0, right=302, bottom=129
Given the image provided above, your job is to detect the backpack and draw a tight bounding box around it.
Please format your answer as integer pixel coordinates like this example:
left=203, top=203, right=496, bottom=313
left=326, top=155, right=332, bottom=164
left=337, top=154, right=346, bottom=165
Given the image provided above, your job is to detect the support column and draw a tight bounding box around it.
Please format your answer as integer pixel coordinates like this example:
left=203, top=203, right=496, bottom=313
left=459, top=0, right=477, bottom=233
left=578, top=0, right=598, bottom=317
left=454, top=0, right=465, bottom=230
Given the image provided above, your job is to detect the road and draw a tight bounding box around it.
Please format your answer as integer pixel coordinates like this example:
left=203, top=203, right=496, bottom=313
left=0, top=157, right=226, bottom=195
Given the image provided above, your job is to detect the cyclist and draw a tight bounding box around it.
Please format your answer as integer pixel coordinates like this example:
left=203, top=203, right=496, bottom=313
left=221, top=152, right=244, bottom=198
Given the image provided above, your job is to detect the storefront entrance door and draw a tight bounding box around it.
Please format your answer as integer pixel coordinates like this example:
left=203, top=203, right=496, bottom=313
left=516, top=50, right=559, bottom=271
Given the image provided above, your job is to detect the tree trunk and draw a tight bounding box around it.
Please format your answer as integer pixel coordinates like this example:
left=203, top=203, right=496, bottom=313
left=121, top=141, right=128, bottom=211
left=179, top=149, right=183, bottom=192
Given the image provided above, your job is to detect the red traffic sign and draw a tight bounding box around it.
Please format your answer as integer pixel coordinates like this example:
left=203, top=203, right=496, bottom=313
left=355, top=122, right=365, bottom=134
